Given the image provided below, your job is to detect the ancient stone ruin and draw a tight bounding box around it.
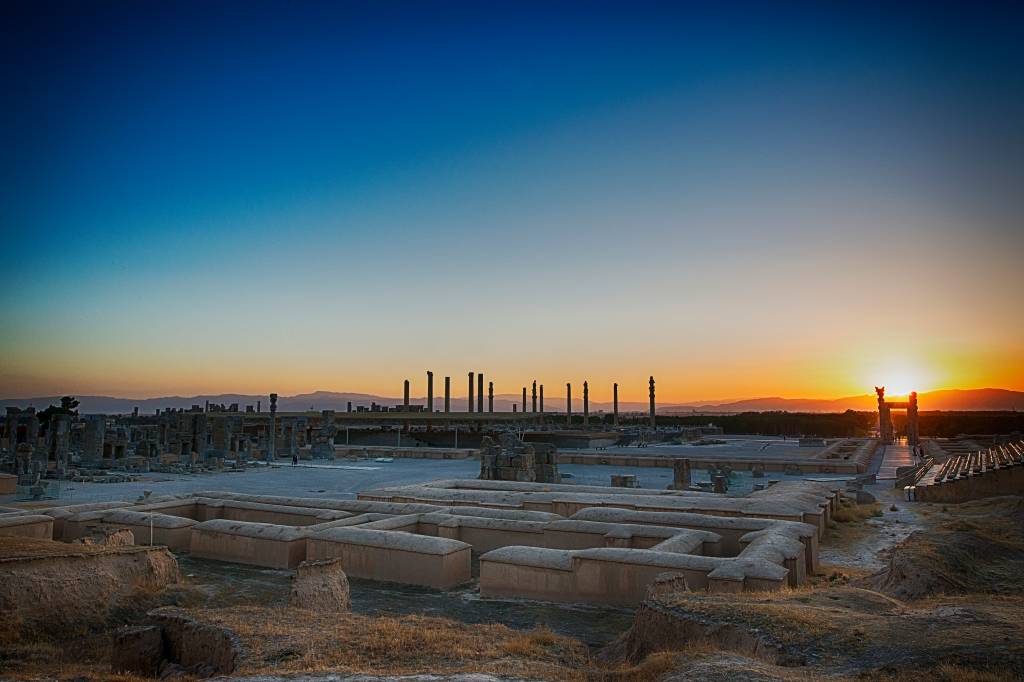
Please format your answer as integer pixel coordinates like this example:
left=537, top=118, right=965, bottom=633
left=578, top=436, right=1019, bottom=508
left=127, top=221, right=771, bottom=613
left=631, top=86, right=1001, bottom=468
left=478, top=432, right=560, bottom=483
left=1, top=476, right=838, bottom=607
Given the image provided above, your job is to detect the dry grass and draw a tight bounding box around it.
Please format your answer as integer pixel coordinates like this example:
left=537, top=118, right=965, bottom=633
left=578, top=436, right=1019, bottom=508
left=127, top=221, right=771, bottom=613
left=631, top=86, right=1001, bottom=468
left=189, top=606, right=590, bottom=680
left=833, top=501, right=882, bottom=523
left=0, top=535, right=105, bottom=559
left=0, top=535, right=160, bottom=561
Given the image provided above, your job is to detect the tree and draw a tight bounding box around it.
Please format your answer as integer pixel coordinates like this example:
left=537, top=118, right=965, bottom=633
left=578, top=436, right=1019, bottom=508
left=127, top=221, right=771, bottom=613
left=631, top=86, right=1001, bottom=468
left=38, top=396, right=80, bottom=432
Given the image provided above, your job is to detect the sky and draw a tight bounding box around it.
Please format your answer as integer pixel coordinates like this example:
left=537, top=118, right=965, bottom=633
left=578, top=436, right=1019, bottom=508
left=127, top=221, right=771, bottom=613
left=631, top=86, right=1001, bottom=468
left=1, top=1, right=1022, bottom=402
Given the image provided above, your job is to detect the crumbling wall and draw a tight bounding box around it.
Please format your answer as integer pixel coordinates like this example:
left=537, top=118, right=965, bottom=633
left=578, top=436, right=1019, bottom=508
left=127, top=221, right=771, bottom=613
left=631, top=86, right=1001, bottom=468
left=0, top=541, right=180, bottom=636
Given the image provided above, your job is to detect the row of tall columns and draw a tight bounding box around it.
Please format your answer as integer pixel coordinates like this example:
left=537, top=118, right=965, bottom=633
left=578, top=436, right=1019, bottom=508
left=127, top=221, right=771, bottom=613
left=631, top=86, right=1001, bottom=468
left=395, top=373, right=656, bottom=422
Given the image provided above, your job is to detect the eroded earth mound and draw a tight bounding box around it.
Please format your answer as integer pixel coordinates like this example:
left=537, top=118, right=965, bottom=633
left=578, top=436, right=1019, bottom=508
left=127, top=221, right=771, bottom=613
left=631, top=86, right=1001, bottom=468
left=855, top=496, right=1024, bottom=600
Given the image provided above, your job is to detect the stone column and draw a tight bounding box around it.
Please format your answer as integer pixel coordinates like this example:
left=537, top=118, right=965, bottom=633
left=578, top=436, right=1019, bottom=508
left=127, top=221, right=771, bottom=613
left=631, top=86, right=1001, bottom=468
left=613, top=383, right=619, bottom=427
left=583, top=381, right=589, bottom=428
left=444, top=376, right=451, bottom=413
left=522, top=387, right=527, bottom=414
left=566, top=383, right=572, bottom=427
left=488, top=382, right=494, bottom=413
left=26, top=412, right=39, bottom=448
left=540, top=385, right=544, bottom=413
left=477, top=373, right=484, bottom=413
left=426, top=371, right=434, bottom=412
left=468, top=373, right=475, bottom=413
left=83, top=415, right=105, bottom=463
left=673, top=458, right=691, bottom=489
left=531, top=381, right=537, bottom=413
left=268, top=393, right=278, bottom=461
left=403, top=380, right=410, bottom=408
left=649, top=376, right=656, bottom=428
left=907, top=391, right=920, bottom=446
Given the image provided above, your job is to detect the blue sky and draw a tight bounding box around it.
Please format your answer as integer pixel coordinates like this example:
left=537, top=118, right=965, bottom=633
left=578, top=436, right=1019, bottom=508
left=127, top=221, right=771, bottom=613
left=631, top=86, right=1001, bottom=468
left=2, top=1, right=1022, bottom=399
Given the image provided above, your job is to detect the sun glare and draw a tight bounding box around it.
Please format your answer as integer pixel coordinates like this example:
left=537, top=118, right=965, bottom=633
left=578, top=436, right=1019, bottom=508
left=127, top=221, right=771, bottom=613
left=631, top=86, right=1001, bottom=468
left=864, top=359, right=935, bottom=397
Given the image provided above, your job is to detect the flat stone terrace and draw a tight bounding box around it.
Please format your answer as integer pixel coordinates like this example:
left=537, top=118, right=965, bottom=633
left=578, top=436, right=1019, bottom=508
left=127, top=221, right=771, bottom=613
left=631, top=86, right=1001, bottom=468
left=0, top=479, right=838, bottom=606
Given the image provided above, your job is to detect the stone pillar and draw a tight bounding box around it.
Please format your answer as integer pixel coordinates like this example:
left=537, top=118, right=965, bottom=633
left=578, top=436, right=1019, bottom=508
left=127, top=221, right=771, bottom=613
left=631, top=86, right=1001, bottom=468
left=83, top=415, right=105, bottom=462
left=478, top=373, right=484, bottom=413
left=540, top=385, right=544, bottom=413
left=673, top=458, right=691, bottom=490
left=522, top=387, right=527, bottom=414
left=583, top=381, right=589, bottom=428
left=444, top=376, right=451, bottom=413
left=48, top=414, right=72, bottom=472
left=4, top=408, right=19, bottom=449
left=426, top=371, right=434, bottom=413
left=566, top=383, right=572, bottom=427
left=649, top=376, right=656, bottom=428
left=268, top=393, right=278, bottom=461
left=531, top=381, right=537, bottom=413
left=257, top=400, right=261, bottom=413
left=468, top=373, right=474, bottom=413
left=613, top=383, right=619, bottom=427
left=876, top=387, right=891, bottom=443
left=488, top=382, right=494, bottom=413
left=26, top=412, right=39, bottom=448
left=403, top=380, right=410, bottom=408
left=347, top=401, right=352, bottom=412
left=907, top=391, right=920, bottom=446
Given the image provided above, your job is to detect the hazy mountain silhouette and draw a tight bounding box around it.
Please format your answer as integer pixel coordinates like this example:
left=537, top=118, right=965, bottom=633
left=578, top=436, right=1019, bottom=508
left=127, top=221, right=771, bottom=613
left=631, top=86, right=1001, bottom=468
left=1, top=388, right=1020, bottom=415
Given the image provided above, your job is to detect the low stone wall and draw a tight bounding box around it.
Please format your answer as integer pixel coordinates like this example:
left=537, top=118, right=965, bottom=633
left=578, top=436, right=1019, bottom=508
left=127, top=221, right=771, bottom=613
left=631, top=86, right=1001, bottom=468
left=189, top=519, right=308, bottom=568
left=0, top=473, right=16, bottom=496
left=571, top=507, right=819, bottom=576
left=307, top=526, right=472, bottom=589
left=0, top=514, right=53, bottom=539
left=556, top=452, right=866, bottom=473
left=332, top=445, right=478, bottom=460
left=361, top=479, right=837, bottom=538
left=64, top=510, right=197, bottom=550
left=480, top=545, right=788, bottom=605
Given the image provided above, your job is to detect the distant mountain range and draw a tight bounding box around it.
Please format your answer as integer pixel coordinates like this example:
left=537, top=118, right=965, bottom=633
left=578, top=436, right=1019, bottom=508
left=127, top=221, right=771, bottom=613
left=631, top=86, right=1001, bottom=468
left=1, top=388, right=1021, bottom=415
